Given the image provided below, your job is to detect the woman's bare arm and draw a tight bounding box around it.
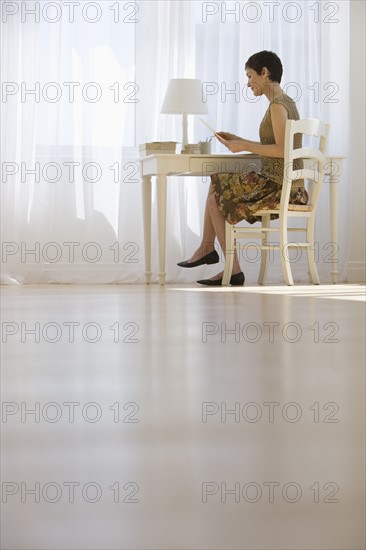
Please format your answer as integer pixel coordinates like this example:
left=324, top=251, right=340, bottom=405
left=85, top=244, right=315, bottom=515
left=216, top=103, right=288, bottom=158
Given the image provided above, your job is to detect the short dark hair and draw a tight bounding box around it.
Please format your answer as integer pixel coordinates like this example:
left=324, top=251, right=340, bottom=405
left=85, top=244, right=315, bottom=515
left=245, top=51, right=283, bottom=83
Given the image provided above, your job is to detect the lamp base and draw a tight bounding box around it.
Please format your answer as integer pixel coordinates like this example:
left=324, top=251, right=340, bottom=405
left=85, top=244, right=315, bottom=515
left=181, top=112, right=188, bottom=149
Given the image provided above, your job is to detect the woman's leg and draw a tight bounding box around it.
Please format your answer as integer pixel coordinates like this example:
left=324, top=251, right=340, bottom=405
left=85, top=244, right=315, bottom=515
left=206, top=186, right=242, bottom=279
left=184, top=180, right=242, bottom=276
left=185, top=183, right=217, bottom=263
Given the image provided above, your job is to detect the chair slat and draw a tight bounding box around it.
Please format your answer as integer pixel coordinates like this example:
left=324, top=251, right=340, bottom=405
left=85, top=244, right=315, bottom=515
left=292, top=148, right=323, bottom=162
left=286, top=169, right=321, bottom=182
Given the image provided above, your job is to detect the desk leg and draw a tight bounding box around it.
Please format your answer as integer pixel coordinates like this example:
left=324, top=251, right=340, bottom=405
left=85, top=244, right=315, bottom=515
left=329, top=170, right=339, bottom=284
left=142, top=175, right=152, bottom=284
left=157, top=174, right=167, bottom=285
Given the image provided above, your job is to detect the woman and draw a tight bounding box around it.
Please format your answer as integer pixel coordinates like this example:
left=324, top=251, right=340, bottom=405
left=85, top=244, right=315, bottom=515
left=177, top=50, right=308, bottom=286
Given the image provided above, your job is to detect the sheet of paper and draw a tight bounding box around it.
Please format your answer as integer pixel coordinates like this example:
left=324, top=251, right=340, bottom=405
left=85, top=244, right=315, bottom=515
left=198, top=118, right=219, bottom=137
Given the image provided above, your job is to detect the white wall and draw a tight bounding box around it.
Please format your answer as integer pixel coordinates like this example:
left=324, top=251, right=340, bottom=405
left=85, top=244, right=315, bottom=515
left=347, top=0, right=366, bottom=282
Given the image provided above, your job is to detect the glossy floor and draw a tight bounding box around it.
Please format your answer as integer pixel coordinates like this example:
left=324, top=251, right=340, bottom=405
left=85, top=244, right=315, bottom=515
left=1, top=284, right=365, bottom=550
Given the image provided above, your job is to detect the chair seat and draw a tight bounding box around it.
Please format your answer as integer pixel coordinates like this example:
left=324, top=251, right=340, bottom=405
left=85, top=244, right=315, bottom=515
left=288, top=204, right=313, bottom=211
left=256, top=204, right=313, bottom=215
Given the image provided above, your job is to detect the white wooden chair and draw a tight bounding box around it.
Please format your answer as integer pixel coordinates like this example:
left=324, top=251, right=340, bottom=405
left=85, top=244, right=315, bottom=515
left=222, top=118, right=330, bottom=286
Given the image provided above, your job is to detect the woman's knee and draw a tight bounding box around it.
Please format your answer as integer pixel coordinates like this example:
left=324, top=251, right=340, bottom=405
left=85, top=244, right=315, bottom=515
left=208, top=179, right=215, bottom=195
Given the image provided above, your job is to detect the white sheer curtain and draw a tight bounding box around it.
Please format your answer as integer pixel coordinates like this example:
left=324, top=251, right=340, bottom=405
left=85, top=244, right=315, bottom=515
left=1, top=0, right=349, bottom=284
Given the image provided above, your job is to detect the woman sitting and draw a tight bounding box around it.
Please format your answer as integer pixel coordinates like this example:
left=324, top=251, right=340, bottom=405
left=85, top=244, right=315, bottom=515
left=178, top=50, right=308, bottom=286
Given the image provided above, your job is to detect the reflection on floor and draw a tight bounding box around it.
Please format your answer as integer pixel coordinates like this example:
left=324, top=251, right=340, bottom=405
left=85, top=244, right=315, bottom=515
left=1, top=284, right=365, bottom=550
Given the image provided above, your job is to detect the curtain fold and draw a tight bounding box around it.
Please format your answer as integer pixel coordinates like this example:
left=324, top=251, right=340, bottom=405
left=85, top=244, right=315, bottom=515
left=1, top=0, right=350, bottom=284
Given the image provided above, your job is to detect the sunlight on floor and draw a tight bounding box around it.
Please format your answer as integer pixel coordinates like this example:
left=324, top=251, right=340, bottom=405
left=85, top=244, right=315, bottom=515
left=166, top=284, right=366, bottom=302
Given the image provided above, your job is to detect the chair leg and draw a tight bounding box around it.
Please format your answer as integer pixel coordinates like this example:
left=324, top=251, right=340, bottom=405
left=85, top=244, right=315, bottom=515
left=279, top=216, right=294, bottom=286
left=222, top=221, right=234, bottom=286
left=258, top=214, right=270, bottom=285
left=307, top=219, right=320, bottom=284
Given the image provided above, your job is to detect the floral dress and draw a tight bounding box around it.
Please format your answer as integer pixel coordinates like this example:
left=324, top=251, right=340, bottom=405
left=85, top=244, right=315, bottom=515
left=212, top=94, right=309, bottom=225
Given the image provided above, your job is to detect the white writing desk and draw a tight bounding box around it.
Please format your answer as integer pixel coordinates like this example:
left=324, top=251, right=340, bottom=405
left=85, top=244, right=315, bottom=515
left=140, top=154, right=344, bottom=285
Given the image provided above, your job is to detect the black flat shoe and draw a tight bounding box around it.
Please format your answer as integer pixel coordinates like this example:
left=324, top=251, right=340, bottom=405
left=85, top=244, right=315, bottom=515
left=177, top=250, right=219, bottom=268
left=197, top=272, right=245, bottom=286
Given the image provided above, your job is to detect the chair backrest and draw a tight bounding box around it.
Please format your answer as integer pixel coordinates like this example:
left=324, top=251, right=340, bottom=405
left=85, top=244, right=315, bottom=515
left=280, top=118, right=330, bottom=215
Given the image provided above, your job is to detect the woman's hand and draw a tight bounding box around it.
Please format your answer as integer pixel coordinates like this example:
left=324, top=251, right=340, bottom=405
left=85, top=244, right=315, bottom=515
left=216, top=132, right=247, bottom=153
left=216, top=131, right=241, bottom=141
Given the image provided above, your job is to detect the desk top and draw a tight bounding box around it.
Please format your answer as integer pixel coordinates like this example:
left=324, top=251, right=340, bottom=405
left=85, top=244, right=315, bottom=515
left=140, top=153, right=345, bottom=161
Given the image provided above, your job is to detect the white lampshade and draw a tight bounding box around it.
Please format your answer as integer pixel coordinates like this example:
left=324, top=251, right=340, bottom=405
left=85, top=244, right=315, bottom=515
left=161, top=79, right=208, bottom=114
left=161, top=79, right=208, bottom=149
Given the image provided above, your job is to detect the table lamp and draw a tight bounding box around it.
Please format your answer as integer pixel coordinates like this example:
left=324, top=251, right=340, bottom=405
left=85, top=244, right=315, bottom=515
left=160, top=79, right=208, bottom=149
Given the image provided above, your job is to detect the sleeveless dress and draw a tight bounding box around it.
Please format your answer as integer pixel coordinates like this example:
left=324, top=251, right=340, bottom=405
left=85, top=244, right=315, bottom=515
left=211, top=94, right=308, bottom=225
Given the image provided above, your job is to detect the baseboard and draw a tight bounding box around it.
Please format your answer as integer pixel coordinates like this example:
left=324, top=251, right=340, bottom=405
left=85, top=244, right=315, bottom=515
left=346, top=261, right=366, bottom=283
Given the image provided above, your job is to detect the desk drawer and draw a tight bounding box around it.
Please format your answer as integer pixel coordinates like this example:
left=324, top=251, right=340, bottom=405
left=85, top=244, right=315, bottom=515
left=189, top=156, right=261, bottom=175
